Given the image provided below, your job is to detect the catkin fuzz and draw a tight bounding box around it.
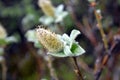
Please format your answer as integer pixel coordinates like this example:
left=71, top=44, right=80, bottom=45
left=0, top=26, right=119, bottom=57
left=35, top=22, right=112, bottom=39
left=36, top=27, right=63, bottom=53
left=38, top=0, right=55, bottom=17
left=0, top=24, right=7, bottom=39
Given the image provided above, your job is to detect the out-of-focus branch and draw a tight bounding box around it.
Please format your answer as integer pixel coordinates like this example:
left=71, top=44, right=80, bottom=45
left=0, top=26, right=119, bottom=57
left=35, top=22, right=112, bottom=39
left=94, top=41, right=119, bottom=80
left=44, top=55, right=58, bottom=80
left=93, top=13, right=107, bottom=79
left=64, top=0, right=97, bottom=47
left=38, top=48, right=58, bottom=80
left=94, top=10, right=108, bottom=50
left=78, top=58, right=93, bottom=74
left=94, top=36, right=120, bottom=80
left=26, top=43, right=43, bottom=80
left=89, top=1, right=110, bottom=79
left=0, top=56, right=7, bottom=80
left=72, top=57, right=84, bottom=80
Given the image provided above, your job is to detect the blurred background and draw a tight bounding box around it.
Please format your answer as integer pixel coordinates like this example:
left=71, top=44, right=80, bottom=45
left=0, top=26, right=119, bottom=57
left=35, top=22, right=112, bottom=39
left=0, top=0, right=120, bottom=80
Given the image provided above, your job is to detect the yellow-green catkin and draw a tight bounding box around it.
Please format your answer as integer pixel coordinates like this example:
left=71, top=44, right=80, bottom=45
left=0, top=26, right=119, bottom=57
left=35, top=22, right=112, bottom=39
left=38, top=0, right=55, bottom=17
left=0, top=24, right=7, bottom=39
left=36, top=26, right=63, bottom=53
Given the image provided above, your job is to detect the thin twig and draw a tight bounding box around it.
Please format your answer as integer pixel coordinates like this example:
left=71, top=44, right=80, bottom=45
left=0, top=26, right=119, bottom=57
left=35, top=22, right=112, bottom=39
left=95, top=40, right=120, bottom=80
left=93, top=12, right=108, bottom=78
left=92, top=2, right=109, bottom=79
left=94, top=10, right=108, bottom=50
left=72, top=57, right=83, bottom=80
left=45, top=55, right=58, bottom=80
left=94, top=9, right=108, bottom=79
left=0, top=57, right=7, bottom=80
left=26, top=43, right=43, bottom=79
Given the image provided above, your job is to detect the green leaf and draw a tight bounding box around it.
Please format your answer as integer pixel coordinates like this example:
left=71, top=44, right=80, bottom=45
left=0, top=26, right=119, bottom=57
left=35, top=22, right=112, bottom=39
left=48, top=51, right=67, bottom=57
left=55, top=11, right=68, bottom=23
left=70, top=29, right=81, bottom=41
left=69, top=29, right=80, bottom=48
left=5, top=36, right=18, bottom=43
left=39, top=16, right=54, bottom=25
left=64, top=46, right=73, bottom=56
left=25, top=30, right=37, bottom=42
left=0, top=39, right=7, bottom=46
left=0, top=36, right=17, bottom=46
left=34, top=41, right=41, bottom=48
left=62, top=34, right=71, bottom=44
left=71, top=43, right=78, bottom=53
left=55, top=4, right=68, bottom=23
left=70, top=43, right=85, bottom=56
left=25, top=30, right=41, bottom=48
left=61, top=12, right=68, bottom=17
left=56, top=4, right=64, bottom=13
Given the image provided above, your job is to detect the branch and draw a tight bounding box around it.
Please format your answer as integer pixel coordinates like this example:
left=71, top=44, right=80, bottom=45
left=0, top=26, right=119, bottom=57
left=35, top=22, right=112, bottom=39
left=72, top=57, right=84, bottom=80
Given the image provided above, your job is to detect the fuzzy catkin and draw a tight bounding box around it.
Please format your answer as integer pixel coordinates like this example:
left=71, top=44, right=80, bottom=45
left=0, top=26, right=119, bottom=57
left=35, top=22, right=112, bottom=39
left=38, top=0, right=55, bottom=17
left=36, top=27, right=63, bottom=53
left=0, top=24, right=7, bottom=39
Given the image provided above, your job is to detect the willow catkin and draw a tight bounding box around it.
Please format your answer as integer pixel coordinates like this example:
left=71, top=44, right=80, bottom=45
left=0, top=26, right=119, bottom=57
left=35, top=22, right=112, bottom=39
left=36, top=27, right=63, bottom=53
left=0, top=24, right=7, bottom=39
left=38, top=0, right=55, bottom=17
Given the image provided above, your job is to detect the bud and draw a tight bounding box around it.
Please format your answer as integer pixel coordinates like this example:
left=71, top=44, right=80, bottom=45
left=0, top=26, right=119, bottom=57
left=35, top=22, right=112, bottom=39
left=36, top=27, right=64, bottom=53
left=96, top=9, right=102, bottom=20
left=0, top=24, right=7, bottom=39
left=38, top=0, right=55, bottom=17
left=96, top=9, right=101, bottom=14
